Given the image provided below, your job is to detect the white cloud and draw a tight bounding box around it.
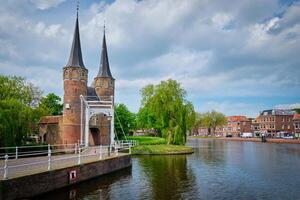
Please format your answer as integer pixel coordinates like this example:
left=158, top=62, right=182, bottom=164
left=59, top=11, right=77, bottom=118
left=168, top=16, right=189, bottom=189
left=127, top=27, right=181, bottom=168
left=212, top=13, right=234, bottom=30
left=275, top=103, right=300, bottom=110
left=30, top=0, right=66, bottom=10
left=197, top=101, right=265, bottom=118
left=0, top=0, right=299, bottom=115
left=0, top=61, right=62, bottom=95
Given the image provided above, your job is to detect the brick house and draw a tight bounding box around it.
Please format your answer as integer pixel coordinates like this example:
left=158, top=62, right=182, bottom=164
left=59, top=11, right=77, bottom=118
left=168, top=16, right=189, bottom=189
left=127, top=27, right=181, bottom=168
left=258, top=109, right=295, bottom=137
left=293, top=114, right=300, bottom=138
left=223, top=116, right=251, bottom=137
left=250, top=117, right=260, bottom=137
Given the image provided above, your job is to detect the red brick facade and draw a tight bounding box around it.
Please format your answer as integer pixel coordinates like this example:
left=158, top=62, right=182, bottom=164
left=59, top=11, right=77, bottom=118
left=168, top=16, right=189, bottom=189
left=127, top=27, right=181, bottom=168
left=258, top=109, right=294, bottom=137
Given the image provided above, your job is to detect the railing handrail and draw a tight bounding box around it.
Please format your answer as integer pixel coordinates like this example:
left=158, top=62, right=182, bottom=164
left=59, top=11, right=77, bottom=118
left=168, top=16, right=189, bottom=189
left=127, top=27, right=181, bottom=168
left=0, top=140, right=139, bottom=179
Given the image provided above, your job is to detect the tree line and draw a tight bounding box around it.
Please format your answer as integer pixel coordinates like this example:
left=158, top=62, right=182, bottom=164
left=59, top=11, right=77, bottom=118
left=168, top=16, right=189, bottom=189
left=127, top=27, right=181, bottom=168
left=0, top=75, right=227, bottom=147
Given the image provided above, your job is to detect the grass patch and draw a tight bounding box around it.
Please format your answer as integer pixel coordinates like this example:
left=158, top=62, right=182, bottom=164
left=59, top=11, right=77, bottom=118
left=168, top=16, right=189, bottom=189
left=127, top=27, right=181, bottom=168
left=124, top=136, right=167, bottom=145
left=131, top=145, right=193, bottom=155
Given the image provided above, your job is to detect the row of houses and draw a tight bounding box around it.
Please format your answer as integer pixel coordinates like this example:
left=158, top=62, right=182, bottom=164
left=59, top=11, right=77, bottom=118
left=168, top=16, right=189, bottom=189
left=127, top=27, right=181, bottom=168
left=194, top=109, right=300, bottom=138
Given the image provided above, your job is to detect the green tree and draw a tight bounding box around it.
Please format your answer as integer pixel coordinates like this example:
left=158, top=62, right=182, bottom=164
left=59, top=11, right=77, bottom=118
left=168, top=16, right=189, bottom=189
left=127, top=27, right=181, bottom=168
left=39, top=93, right=63, bottom=115
left=294, top=108, right=300, bottom=114
left=114, top=103, right=136, bottom=139
left=138, top=79, right=195, bottom=145
left=0, top=75, right=42, bottom=105
left=0, top=75, right=46, bottom=147
left=195, top=111, right=227, bottom=136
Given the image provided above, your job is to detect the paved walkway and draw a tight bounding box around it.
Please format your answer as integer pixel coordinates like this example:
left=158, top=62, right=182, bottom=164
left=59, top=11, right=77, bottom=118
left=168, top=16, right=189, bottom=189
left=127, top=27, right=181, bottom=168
left=0, top=148, right=126, bottom=180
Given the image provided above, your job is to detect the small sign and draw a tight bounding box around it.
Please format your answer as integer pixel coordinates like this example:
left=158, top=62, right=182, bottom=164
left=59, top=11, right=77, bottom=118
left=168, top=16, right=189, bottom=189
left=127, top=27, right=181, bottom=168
left=69, top=170, right=77, bottom=183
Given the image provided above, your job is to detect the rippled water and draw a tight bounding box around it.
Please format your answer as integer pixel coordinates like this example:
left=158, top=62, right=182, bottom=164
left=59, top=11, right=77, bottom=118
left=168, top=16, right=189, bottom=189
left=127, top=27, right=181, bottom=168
left=34, top=139, right=300, bottom=200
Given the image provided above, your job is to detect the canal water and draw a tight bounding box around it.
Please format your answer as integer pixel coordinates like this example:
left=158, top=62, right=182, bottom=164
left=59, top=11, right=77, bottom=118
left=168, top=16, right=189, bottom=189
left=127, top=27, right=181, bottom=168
left=34, top=139, right=300, bottom=200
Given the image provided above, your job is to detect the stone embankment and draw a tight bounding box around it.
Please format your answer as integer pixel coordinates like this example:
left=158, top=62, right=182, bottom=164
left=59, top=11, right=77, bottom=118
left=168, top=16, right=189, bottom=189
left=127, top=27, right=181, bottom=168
left=190, top=136, right=300, bottom=144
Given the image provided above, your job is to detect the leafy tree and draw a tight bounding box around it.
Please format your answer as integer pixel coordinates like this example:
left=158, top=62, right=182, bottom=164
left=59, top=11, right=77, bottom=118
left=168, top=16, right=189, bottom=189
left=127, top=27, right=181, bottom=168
left=39, top=93, right=63, bottom=115
left=0, top=75, right=46, bottom=147
left=294, top=108, right=300, bottom=114
left=137, top=79, right=195, bottom=145
left=114, top=103, right=136, bottom=139
left=195, top=111, right=227, bottom=136
left=0, top=75, right=42, bottom=105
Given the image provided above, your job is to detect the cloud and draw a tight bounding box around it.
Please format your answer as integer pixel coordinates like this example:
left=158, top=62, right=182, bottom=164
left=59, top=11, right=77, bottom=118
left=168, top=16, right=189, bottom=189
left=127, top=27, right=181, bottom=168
left=30, top=0, right=66, bottom=10
left=197, top=101, right=264, bottom=117
left=0, top=0, right=299, bottom=116
left=275, top=103, right=300, bottom=110
left=0, top=61, right=62, bottom=95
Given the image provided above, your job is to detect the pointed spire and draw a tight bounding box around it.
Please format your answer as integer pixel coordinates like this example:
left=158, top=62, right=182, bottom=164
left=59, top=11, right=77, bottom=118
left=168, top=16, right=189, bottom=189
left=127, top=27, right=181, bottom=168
left=97, top=24, right=113, bottom=78
left=66, top=0, right=85, bottom=68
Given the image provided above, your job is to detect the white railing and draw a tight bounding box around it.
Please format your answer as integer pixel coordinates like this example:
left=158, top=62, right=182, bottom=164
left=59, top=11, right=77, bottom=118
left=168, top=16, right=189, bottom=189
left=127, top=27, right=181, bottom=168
left=0, top=140, right=138, bottom=180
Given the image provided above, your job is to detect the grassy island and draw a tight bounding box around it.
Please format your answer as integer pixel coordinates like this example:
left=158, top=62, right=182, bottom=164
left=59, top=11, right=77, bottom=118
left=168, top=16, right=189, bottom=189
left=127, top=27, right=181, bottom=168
left=124, top=136, right=193, bottom=155
left=131, top=144, right=193, bottom=155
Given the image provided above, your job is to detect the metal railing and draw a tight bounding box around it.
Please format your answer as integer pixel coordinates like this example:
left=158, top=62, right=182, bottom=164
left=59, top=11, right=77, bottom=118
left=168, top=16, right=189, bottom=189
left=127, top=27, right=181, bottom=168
left=0, top=140, right=138, bottom=180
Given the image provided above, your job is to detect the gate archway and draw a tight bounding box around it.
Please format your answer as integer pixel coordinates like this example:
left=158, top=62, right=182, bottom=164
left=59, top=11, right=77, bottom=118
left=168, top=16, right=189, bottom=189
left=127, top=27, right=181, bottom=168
left=80, top=95, right=114, bottom=147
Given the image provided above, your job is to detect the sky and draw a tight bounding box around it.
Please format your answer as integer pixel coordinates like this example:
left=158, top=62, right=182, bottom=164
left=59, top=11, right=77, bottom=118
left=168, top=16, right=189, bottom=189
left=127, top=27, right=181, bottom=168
left=0, top=0, right=299, bottom=117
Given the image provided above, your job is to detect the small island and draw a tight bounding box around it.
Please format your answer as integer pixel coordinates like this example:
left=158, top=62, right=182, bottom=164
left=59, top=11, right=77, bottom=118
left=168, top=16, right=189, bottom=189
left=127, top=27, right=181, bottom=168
left=131, top=144, right=193, bottom=155
left=124, top=136, right=193, bottom=155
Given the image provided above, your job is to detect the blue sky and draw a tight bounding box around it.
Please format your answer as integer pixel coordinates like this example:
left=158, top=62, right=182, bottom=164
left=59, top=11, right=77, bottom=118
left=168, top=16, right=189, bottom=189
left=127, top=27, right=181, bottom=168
left=0, top=0, right=299, bottom=117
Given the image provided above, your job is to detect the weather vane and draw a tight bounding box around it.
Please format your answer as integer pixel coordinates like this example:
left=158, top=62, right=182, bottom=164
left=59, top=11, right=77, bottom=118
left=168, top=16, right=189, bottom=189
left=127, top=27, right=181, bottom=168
left=104, top=20, right=106, bottom=33
left=76, top=0, right=80, bottom=17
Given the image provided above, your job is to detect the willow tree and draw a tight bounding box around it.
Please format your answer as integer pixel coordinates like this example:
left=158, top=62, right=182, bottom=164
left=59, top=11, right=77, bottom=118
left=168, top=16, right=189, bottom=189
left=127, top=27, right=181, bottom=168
left=0, top=75, right=46, bottom=147
left=137, top=79, right=195, bottom=145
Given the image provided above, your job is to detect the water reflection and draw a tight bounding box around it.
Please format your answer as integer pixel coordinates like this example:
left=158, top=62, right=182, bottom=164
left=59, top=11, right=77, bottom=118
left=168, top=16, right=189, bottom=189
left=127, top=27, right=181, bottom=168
left=31, top=139, right=300, bottom=200
left=31, top=168, right=132, bottom=200
left=137, top=155, right=198, bottom=199
left=189, top=139, right=226, bottom=166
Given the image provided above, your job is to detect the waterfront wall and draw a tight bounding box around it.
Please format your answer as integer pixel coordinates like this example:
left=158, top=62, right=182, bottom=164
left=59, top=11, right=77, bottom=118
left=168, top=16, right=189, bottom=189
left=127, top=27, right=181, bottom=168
left=0, top=154, right=131, bottom=200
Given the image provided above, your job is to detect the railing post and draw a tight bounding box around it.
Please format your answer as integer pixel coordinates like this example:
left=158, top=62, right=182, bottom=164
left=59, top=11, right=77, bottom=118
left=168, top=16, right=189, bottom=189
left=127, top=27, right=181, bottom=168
left=74, top=143, right=77, bottom=154
left=4, top=154, right=8, bottom=179
left=99, top=145, right=102, bottom=160
left=109, top=145, right=112, bottom=156
left=15, top=146, right=18, bottom=159
left=78, top=147, right=81, bottom=165
left=129, top=146, right=131, bottom=154
left=48, top=144, right=51, bottom=171
left=115, top=144, right=118, bottom=156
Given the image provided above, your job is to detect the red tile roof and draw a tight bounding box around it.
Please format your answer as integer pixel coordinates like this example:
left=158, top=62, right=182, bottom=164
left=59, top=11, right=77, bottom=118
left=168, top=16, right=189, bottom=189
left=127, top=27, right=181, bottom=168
left=293, top=114, right=300, bottom=120
left=227, top=116, right=248, bottom=122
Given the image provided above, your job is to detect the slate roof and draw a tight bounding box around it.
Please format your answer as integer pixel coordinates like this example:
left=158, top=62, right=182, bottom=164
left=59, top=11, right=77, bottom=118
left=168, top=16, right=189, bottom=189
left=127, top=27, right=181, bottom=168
left=87, top=87, right=99, bottom=100
left=97, top=30, right=113, bottom=78
left=260, top=109, right=295, bottom=116
left=66, top=16, right=85, bottom=68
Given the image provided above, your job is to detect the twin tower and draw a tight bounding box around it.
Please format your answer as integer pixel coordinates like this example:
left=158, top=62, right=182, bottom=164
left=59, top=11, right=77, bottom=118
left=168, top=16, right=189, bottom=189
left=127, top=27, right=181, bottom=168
left=62, top=14, right=114, bottom=146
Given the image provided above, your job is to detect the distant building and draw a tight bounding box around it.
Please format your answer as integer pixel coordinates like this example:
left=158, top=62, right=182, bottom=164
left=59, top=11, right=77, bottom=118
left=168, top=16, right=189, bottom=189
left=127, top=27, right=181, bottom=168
left=250, top=117, right=260, bottom=137
left=293, top=114, right=300, bottom=137
left=223, top=116, right=251, bottom=137
left=258, top=109, right=295, bottom=137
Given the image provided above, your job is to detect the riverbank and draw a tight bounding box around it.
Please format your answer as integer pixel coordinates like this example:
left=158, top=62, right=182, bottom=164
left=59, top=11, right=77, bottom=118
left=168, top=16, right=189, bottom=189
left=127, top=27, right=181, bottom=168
left=131, top=145, right=193, bottom=155
left=189, top=136, right=300, bottom=144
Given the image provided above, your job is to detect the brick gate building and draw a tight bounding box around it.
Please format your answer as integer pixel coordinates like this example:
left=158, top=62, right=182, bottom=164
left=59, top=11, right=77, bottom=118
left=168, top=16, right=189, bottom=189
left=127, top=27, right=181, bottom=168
left=39, top=12, right=115, bottom=146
